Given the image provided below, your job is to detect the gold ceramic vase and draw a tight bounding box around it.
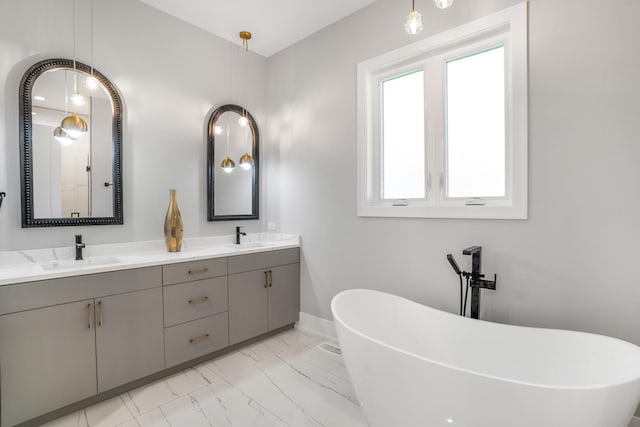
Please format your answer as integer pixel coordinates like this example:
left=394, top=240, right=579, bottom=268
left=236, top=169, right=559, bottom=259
left=164, top=189, right=183, bottom=252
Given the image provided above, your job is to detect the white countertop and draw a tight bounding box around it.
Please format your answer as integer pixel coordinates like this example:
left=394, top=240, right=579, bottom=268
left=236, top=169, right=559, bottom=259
left=0, top=233, right=300, bottom=286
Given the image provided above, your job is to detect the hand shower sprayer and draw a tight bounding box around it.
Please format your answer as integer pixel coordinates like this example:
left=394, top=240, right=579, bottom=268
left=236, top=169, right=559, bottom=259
left=446, top=253, right=469, bottom=316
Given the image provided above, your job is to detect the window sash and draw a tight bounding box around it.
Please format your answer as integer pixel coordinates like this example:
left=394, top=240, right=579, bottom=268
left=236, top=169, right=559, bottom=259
left=357, top=2, right=527, bottom=219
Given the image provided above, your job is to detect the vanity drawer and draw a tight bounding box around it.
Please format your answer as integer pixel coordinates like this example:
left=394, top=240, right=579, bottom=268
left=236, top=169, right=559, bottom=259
left=162, top=258, right=227, bottom=286
left=164, top=312, right=229, bottom=367
left=228, top=248, right=299, bottom=274
left=163, top=277, right=228, bottom=327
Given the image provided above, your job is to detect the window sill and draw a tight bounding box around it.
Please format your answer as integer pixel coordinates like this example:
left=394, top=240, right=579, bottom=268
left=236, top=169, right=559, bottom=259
left=357, top=202, right=527, bottom=220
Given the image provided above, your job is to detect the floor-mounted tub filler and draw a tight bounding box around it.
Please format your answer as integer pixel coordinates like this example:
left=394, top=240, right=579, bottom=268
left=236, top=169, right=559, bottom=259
left=331, top=289, right=640, bottom=427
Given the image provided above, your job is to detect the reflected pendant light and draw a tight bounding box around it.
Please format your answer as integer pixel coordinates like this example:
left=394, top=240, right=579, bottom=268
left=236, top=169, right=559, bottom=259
left=404, top=0, right=423, bottom=35
left=221, top=117, right=235, bottom=173
left=61, top=112, right=88, bottom=138
left=53, top=70, right=75, bottom=145
left=239, top=152, right=253, bottom=170
left=221, top=156, right=236, bottom=173
left=53, top=126, right=73, bottom=146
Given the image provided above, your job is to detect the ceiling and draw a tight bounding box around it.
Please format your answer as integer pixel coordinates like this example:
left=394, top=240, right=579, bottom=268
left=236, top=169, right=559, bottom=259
left=138, top=0, right=378, bottom=57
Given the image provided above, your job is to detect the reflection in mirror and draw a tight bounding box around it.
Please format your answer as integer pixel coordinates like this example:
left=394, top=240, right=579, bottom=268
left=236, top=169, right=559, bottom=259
left=20, top=58, right=123, bottom=227
left=207, top=104, right=259, bottom=221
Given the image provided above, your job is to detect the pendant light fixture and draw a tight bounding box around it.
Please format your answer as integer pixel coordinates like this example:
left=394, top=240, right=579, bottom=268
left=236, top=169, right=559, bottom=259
left=61, top=0, right=88, bottom=139
left=221, top=115, right=235, bottom=173
left=69, top=0, right=86, bottom=106
left=433, top=0, right=454, bottom=9
left=53, top=71, right=75, bottom=145
left=238, top=31, right=251, bottom=127
left=404, top=0, right=423, bottom=35
left=404, top=0, right=455, bottom=35
left=237, top=31, right=254, bottom=169
left=84, top=0, right=99, bottom=90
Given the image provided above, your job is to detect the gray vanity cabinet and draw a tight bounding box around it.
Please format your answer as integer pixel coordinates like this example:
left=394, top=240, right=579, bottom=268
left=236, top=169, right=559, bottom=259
left=228, top=248, right=300, bottom=345
left=267, top=263, right=301, bottom=331
left=0, top=266, right=163, bottom=426
left=0, top=300, right=98, bottom=427
left=95, top=287, right=164, bottom=392
left=162, top=259, right=230, bottom=367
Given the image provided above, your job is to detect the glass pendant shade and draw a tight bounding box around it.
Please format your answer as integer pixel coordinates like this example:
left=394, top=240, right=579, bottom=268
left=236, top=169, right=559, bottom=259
left=221, top=156, right=235, bottom=173
left=239, top=153, right=253, bottom=170
left=433, top=0, right=454, bottom=9
left=61, top=112, right=88, bottom=138
left=53, top=126, right=74, bottom=145
left=70, top=92, right=86, bottom=106
left=404, top=10, right=423, bottom=35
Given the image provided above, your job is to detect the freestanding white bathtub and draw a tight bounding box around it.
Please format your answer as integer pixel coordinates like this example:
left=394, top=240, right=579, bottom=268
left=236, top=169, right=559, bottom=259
left=331, top=289, right=640, bottom=427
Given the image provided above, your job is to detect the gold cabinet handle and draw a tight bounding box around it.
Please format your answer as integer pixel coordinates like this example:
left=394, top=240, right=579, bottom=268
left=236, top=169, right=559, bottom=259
left=189, top=333, right=210, bottom=344
left=264, top=270, right=268, bottom=288
left=188, top=267, right=209, bottom=275
left=268, top=270, right=273, bottom=287
left=98, top=301, right=103, bottom=327
left=188, top=296, right=209, bottom=304
left=88, top=303, right=93, bottom=329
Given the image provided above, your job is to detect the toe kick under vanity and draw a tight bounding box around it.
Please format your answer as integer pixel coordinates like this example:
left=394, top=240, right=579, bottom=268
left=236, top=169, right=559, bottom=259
left=0, top=235, right=300, bottom=427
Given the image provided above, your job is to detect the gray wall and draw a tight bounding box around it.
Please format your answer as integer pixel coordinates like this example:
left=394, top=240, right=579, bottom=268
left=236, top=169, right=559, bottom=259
left=0, top=0, right=267, bottom=250
left=267, top=0, right=640, bottom=346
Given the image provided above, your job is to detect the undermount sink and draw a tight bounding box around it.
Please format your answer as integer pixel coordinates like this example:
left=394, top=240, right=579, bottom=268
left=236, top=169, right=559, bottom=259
left=40, top=256, right=122, bottom=271
left=224, top=242, right=272, bottom=250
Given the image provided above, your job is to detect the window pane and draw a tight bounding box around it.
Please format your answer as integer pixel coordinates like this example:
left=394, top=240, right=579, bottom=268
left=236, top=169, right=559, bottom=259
left=381, top=70, right=425, bottom=200
left=446, top=46, right=505, bottom=198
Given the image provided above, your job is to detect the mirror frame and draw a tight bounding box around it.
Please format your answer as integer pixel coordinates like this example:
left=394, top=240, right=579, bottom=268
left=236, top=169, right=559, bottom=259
left=207, top=104, right=259, bottom=221
left=19, top=58, right=123, bottom=227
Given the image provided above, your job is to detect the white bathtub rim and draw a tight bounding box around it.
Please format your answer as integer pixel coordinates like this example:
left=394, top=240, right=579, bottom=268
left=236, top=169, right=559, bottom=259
left=331, top=288, right=640, bottom=391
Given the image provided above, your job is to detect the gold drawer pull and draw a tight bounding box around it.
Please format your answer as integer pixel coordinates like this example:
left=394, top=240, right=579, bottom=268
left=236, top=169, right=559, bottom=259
left=268, top=270, right=273, bottom=287
left=188, top=296, right=209, bottom=304
left=189, top=333, right=210, bottom=344
left=88, top=303, right=93, bottom=329
left=188, top=267, right=209, bottom=275
left=98, top=301, right=103, bottom=327
left=264, top=270, right=268, bottom=288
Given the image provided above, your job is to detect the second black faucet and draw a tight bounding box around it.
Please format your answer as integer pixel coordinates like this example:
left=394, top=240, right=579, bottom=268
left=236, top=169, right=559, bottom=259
left=235, top=226, right=246, bottom=245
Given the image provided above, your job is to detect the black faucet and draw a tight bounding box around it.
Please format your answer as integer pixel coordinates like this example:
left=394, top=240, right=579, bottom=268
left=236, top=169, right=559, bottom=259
left=462, top=246, right=496, bottom=319
left=235, top=226, right=246, bottom=245
left=75, top=235, right=86, bottom=260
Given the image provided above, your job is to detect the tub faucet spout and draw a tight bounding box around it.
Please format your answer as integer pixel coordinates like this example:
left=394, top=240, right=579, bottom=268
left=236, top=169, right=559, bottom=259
left=462, top=246, right=496, bottom=319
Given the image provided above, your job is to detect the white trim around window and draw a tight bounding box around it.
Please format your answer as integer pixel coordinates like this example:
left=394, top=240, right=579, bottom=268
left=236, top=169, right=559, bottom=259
left=357, top=2, right=528, bottom=219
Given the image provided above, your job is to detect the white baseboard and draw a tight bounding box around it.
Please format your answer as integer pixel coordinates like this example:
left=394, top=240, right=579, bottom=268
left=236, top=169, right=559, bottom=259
left=296, top=312, right=337, bottom=341
left=629, top=416, right=640, bottom=427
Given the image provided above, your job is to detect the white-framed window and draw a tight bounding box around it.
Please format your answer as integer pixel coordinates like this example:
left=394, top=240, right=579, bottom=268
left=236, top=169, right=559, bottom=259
left=357, top=3, right=528, bottom=219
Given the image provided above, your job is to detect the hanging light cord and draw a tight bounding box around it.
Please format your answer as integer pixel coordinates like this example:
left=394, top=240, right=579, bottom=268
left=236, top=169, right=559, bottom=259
left=72, top=0, right=79, bottom=94
left=90, top=0, right=94, bottom=77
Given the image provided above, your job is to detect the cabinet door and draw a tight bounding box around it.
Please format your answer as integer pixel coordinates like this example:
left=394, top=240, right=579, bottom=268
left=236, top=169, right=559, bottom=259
left=228, top=269, right=268, bottom=345
left=267, top=263, right=301, bottom=331
left=95, top=287, right=164, bottom=392
left=0, top=300, right=97, bottom=427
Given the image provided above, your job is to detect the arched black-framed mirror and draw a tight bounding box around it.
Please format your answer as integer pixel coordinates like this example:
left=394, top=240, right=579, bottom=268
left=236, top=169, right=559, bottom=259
left=19, top=58, right=123, bottom=227
left=207, top=104, right=259, bottom=221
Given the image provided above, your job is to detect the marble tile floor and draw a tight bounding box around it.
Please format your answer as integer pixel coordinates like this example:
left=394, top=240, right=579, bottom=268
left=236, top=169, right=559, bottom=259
left=44, top=328, right=369, bottom=427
